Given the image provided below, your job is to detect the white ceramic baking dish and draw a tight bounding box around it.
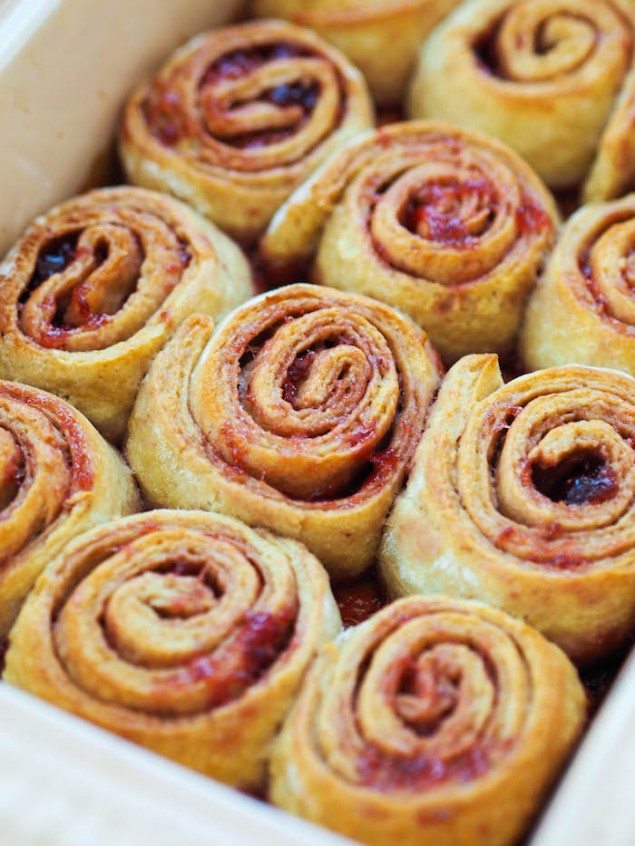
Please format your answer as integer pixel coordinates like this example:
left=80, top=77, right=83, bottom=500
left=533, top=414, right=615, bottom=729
left=0, top=1, right=633, bottom=844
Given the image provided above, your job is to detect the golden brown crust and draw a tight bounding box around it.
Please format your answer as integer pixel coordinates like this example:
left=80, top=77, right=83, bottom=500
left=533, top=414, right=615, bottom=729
left=270, top=595, right=586, bottom=846
left=409, top=0, right=635, bottom=199
left=126, top=284, right=442, bottom=579
left=261, top=121, right=558, bottom=362
left=380, top=355, right=635, bottom=663
left=252, top=1, right=461, bottom=105
left=521, top=194, right=635, bottom=376
left=0, top=186, right=253, bottom=442
left=0, top=380, right=139, bottom=636
left=4, top=509, right=341, bottom=789
left=120, top=19, right=374, bottom=243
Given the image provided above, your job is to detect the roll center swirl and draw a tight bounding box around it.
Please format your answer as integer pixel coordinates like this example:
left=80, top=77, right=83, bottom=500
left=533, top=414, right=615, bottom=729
left=53, top=524, right=298, bottom=716
left=197, top=302, right=402, bottom=500
left=13, top=200, right=194, bottom=353
left=200, top=46, right=326, bottom=148
left=359, top=142, right=548, bottom=286
left=143, top=34, right=347, bottom=169
left=474, top=0, right=628, bottom=83
left=316, top=605, right=532, bottom=793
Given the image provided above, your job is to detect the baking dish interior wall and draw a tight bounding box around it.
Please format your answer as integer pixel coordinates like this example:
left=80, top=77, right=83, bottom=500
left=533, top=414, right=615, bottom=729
left=0, top=0, right=244, bottom=253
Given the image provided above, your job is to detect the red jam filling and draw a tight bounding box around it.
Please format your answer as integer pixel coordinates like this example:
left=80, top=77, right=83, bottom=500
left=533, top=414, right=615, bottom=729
left=229, top=129, right=295, bottom=150
left=175, top=239, right=192, bottom=269
left=515, top=201, right=552, bottom=236
left=559, top=460, right=617, bottom=506
left=266, top=80, right=319, bottom=111
left=206, top=43, right=306, bottom=83
left=495, top=524, right=515, bottom=546
left=249, top=246, right=312, bottom=292
left=333, top=574, right=387, bottom=627
left=370, top=446, right=400, bottom=477
left=402, top=179, right=497, bottom=245
left=163, top=609, right=294, bottom=706
left=345, top=423, right=376, bottom=450
left=357, top=743, right=491, bottom=792
left=549, top=552, right=585, bottom=569
left=377, top=106, right=405, bottom=127
left=532, top=453, right=617, bottom=506
left=282, top=350, right=317, bottom=404
left=143, top=88, right=183, bottom=146
left=25, top=233, right=79, bottom=297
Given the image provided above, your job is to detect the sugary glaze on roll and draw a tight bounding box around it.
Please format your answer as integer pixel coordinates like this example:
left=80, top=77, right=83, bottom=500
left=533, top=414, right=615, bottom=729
left=270, top=595, right=586, bottom=846
left=380, top=355, right=635, bottom=664
left=0, top=381, right=139, bottom=636
left=4, top=510, right=341, bottom=789
left=120, top=19, right=374, bottom=243
left=409, top=0, right=635, bottom=202
left=126, top=284, right=442, bottom=579
left=252, top=0, right=461, bottom=105
left=260, top=121, right=558, bottom=362
left=0, top=187, right=253, bottom=441
left=522, top=194, right=635, bottom=377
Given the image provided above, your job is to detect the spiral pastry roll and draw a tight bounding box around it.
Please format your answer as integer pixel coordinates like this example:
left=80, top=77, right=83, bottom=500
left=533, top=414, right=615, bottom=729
left=0, top=187, right=253, bottom=442
left=4, top=510, right=340, bottom=788
left=380, top=355, right=635, bottom=663
left=522, top=195, right=635, bottom=377
left=252, top=1, right=460, bottom=106
left=0, top=381, right=138, bottom=636
left=409, top=0, right=635, bottom=201
left=261, top=122, right=557, bottom=362
left=127, top=284, right=441, bottom=579
left=270, top=595, right=586, bottom=846
left=120, top=20, right=373, bottom=244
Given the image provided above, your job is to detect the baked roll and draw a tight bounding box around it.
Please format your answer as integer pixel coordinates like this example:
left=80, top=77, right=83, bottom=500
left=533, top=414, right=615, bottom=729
left=380, top=355, right=635, bottom=663
left=261, top=122, right=558, bottom=362
left=127, top=284, right=442, bottom=579
left=4, top=510, right=341, bottom=789
left=521, top=194, right=635, bottom=376
left=0, top=187, right=253, bottom=442
left=252, top=1, right=461, bottom=106
left=409, top=0, right=635, bottom=202
left=270, top=595, right=586, bottom=846
left=0, top=381, right=138, bottom=637
left=120, top=19, right=374, bottom=244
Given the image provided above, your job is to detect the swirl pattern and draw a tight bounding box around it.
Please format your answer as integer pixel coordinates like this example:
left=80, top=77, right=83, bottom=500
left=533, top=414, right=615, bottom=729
left=120, top=19, right=373, bottom=243
left=380, top=355, right=635, bottom=662
left=4, top=510, right=341, bottom=788
left=126, top=284, right=441, bottom=578
left=0, top=186, right=253, bottom=441
left=409, top=0, right=635, bottom=200
left=522, top=194, right=635, bottom=377
left=270, top=596, right=586, bottom=846
left=261, top=122, right=557, bottom=361
left=0, top=380, right=139, bottom=636
left=252, top=0, right=461, bottom=105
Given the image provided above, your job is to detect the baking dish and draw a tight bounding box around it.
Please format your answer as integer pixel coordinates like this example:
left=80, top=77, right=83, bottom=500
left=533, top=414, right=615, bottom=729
left=0, top=1, right=633, bottom=844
